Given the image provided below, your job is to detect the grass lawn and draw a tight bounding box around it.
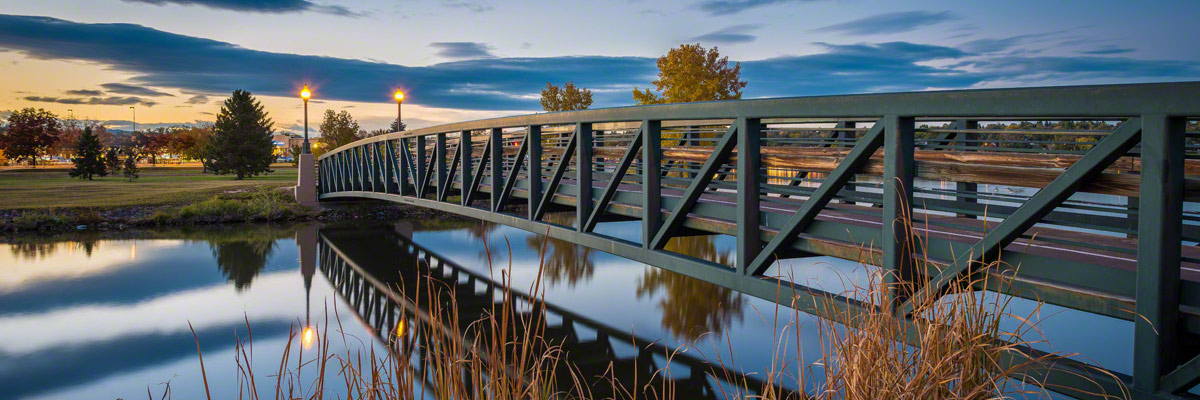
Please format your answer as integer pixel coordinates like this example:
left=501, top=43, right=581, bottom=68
left=0, top=165, right=298, bottom=210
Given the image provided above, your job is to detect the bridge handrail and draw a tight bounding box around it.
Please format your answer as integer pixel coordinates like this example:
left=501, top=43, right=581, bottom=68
left=319, top=81, right=1200, bottom=160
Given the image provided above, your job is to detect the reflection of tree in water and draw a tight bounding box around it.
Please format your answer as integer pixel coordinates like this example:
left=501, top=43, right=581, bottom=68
left=525, top=213, right=594, bottom=287
left=636, top=236, right=745, bottom=342
left=7, top=237, right=99, bottom=260
left=9, top=242, right=59, bottom=261
left=211, top=239, right=275, bottom=291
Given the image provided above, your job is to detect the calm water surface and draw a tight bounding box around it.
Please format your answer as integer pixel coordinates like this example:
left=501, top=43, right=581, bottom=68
left=0, top=218, right=1133, bottom=399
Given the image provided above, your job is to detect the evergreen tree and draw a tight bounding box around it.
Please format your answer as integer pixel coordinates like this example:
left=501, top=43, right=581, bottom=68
left=123, top=152, right=140, bottom=182
left=205, top=90, right=275, bottom=179
left=105, top=147, right=121, bottom=175
left=389, top=119, right=407, bottom=132
left=69, top=127, right=107, bottom=180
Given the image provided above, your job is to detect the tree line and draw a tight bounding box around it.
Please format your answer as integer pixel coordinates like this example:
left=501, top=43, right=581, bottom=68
left=1, top=89, right=282, bottom=180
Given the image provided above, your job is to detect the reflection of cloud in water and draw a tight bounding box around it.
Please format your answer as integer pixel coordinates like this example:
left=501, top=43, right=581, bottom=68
left=0, top=270, right=305, bottom=354
left=637, top=236, right=744, bottom=342
left=0, top=240, right=184, bottom=290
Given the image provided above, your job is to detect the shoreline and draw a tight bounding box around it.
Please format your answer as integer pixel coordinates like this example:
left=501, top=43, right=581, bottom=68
left=0, top=189, right=473, bottom=233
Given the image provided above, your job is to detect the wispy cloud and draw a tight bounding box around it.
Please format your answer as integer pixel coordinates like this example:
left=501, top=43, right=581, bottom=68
left=120, top=0, right=362, bottom=17
left=694, top=0, right=811, bottom=15
left=691, top=24, right=757, bottom=44
left=429, top=42, right=496, bottom=59
left=24, top=95, right=158, bottom=107
left=442, top=0, right=493, bottom=13
left=101, top=83, right=174, bottom=97
left=815, top=10, right=955, bottom=35
left=64, top=89, right=103, bottom=96
left=1079, top=45, right=1135, bottom=55
left=185, top=94, right=209, bottom=104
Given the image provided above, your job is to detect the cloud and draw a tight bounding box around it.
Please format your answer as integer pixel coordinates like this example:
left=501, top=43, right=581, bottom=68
left=1080, top=46, right=1135, bottom=55
left=441, top=0, right=492, bottom=12
left=101, top=82, right=174, bottom=97
left=0, top=15, right=1196, bottom=112
left=185, top=94, right=209, bottom=104
left=64, top=89, right=104, bottom=96
left=694, top=0, right=808, bottom=15
left=429, top=42, right=496, bottom=59
left=691, top=25, right=757, bottom=44
left=120, top=0, right=361, bottom=17
left=961, top=34, right=1037, bottom=54
left=24, top=95, right=158, bottom=107
left=815, top=10, right=955, bottom=35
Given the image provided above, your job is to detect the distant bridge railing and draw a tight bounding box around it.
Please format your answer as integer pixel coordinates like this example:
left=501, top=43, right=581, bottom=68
left=317, top=82, right=1200, bottom=399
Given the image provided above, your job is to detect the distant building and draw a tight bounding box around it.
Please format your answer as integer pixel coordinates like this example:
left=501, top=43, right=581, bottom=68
left=271, top=134, right=325, bottom=162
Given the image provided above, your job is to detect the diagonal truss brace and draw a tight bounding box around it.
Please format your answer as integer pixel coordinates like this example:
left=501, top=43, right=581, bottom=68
left=583, top=127, right=643, bottom=232
left=464, top=137, right=492, bottom=206
left=497, top=131, right=531, bottom=212
left=649, top=124, right=739, bottom=250
left=899, top=118, right=1144, bottom=315
left=439, top=141, right=462, bottom=202
left=746, top=119, right=886, bottom=276
left=533, top=131, right=578, bottom=221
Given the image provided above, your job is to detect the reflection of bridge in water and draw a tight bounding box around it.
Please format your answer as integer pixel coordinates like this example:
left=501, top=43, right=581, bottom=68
left=317, top=224, right=792, bottom=398
left=314, top=82, right=1200, bottom=398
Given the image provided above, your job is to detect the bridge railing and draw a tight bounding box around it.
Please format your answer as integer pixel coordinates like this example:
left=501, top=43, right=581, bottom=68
left=317, top=82, right=1200, bottom=399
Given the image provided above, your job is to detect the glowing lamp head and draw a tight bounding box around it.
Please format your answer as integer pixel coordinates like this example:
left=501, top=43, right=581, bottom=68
left=394, top=90, right=404, bottom=102
left=300, top=85, right=312, bottom=100
left=395, top=319, right=406, bottom=337
left=302, top=326, right=316, bottom=349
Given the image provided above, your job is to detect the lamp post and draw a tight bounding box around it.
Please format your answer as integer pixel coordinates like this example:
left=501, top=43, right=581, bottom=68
left=129, top=106, right=136, bottom=132
left=394, top=90, right=404, bottom=132
left=300, top=85, right=312, bottom=154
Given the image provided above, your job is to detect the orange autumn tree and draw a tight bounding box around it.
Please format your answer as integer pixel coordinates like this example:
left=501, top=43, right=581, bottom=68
left=633, top=43, right=747, bottom=105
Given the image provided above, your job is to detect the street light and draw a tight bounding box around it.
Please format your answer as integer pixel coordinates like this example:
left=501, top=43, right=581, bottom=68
left=129, top=106, right=136, bottom=132
left=394, top=90, right=404, bottom=132
left=300, top=85, right=311, bottom=154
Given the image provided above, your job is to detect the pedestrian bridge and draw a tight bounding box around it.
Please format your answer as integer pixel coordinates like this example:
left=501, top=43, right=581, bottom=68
left=314, top=82, right=1200, bottom=399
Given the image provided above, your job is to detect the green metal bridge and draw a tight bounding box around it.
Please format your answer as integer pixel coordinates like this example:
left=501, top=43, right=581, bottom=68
left=314, top=82, right=1200, bottom=399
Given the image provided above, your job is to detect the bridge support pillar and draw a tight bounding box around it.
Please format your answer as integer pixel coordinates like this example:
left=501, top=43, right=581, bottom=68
left=296, top=153, right=318, bottom=207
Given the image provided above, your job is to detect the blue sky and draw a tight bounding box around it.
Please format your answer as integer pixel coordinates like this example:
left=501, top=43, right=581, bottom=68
left=0, top=0, right=1197, bottom=132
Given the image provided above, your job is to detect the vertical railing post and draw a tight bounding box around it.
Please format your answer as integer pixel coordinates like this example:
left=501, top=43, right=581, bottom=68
left=415, top=136, right=427, bottom=198
left=737, top=117, right=761, bottom=275
left=317, top=159, right=324, bottom=195
left=576, top=123, right=593, bottom=232
left=436, top=133, right=448, bottom=202
left=369, top=142, right=379, bottom=192
left=335, top=153, right=344, bottom=192
left=384, top=140, right=398, bottom=194
left=527, top=125, right=542, bottom=220
left=398, top=138, right=409, bottom=197
left=490, top=127, right=503, bottom=212
left=642, top=120, right=661, bottom=249
left=954, top=119, right=979, bottom=217
left=351, top=148, right=361, bottom=191
left=461, top=130, right=473, bottom=206
left=883, top=115, right=915, bottom=306
left=1133, top=114, right=1184, bottom=391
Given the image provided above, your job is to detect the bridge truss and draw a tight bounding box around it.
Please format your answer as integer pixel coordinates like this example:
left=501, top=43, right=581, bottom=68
left=316, top=82, right=1200, bottom=399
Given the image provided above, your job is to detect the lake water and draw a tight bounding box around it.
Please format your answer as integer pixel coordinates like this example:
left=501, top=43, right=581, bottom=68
left=0, top=219, right=1135, bottom=399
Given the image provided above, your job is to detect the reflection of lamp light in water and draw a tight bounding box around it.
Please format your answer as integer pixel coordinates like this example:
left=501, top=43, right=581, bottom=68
left=130, top=243, right=136, bottom=260
left=302, top=325, right=316, bottom=349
